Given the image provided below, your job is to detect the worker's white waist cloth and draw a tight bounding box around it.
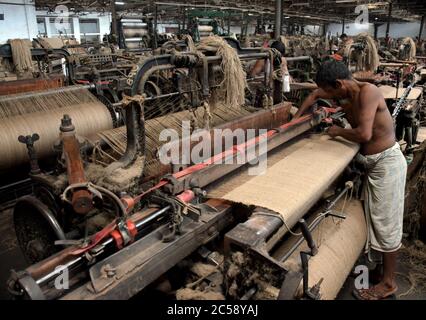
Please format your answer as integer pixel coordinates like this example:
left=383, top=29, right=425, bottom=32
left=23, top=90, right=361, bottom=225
left=356, top=142, right=407, bottom=254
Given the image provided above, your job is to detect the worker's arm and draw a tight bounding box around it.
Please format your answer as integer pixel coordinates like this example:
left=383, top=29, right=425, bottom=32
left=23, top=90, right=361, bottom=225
left=328, top=88, right=378, bottom=143
left=250, top=59, right=266, bottom=77
left=293, top=88, right=334, bottom=119
left=281, top=57, right=289, bottom=74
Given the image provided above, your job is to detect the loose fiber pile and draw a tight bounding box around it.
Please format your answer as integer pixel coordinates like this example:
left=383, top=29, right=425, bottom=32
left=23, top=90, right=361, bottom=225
left=0, top=103, right=113, bottom=171
left=197, top=36, right=247, bottom=110
left=182, top=34, right=197, bottom=53
left=401, top=37, right=417, bottom=61
left=8, top=39, right=34, bottom=74
left=0, top=86, right=99, bottom=119
left=37, top=37, right=65, bottom=49
left=345, top=33, right=380, bottom=72
left=398, top=241, right=426, bottom=298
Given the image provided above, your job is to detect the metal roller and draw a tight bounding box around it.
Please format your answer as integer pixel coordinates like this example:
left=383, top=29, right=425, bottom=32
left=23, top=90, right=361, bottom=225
left=0, top=101, right=113, bottom=171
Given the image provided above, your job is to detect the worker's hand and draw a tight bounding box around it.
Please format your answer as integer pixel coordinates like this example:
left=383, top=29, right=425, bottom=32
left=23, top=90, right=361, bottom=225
left=289, top=106, right=299, bottom=120
left=327, top=125, right=341, bottom=138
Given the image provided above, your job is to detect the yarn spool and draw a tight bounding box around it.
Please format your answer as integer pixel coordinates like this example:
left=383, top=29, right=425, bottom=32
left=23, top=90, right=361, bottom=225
left=0, top=103, right=113, bottom=171
left=123, top=28, right=149, bottom=38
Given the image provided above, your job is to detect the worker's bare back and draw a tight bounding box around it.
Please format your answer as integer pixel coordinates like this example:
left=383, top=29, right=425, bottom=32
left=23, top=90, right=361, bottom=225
left=341, top=81, right=396, bottom=155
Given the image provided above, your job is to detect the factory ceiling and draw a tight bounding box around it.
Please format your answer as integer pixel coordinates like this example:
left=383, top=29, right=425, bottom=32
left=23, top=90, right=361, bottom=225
left=33, top=1, right=426, bottom=24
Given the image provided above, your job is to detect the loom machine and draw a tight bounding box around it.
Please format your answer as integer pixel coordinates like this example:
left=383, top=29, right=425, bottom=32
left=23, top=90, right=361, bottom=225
left=373, top=61, right=426, bottom=155
left=5, top=41, right=365, bottom=301
left=116, top=16, right=158, bottom=51
left=0, top=39, right=140, bottom=100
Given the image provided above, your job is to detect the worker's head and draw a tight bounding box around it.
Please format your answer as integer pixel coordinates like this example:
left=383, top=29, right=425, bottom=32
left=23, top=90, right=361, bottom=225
left=315, top=60, right=352, bottom=97
left=340, top=33, right=348, bottom=42
left=270, top=40, right=286, bottom=56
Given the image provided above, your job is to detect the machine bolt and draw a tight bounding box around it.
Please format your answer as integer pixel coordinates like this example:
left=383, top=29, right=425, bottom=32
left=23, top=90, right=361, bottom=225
left=60, top=114, right=75, bottom=132
left=103, top=264, right=116, bottom=278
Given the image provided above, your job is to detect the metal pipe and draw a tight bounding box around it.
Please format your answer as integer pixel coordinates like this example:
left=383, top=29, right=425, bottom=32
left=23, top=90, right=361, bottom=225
left=153, top=4, right=158, bottom=49
left=386, top=1, right=393, bottom=44
left=286, top=56, right=311, bottom=62
left=419, top=15, right=425, bottom=41
left=275, top=0, right=282, bottom=40
left=279, top=182, right=353, bottom=263
left=33, top=205, right=171, bottom=286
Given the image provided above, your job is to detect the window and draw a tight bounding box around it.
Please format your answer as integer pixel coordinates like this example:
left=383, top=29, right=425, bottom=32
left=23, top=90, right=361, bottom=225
left=0, top=14, right=4, bottom=21
left=79, top=19, right=100, bottom=43
left=79, top=19, right=99, bottom=34
left=49, top=17, right=74, bottom=36
left=37, top=18, right=46, bottom=36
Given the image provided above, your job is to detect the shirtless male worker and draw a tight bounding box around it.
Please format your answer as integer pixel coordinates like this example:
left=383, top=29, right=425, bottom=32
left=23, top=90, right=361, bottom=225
left=294, top=60, right=407, bottom=300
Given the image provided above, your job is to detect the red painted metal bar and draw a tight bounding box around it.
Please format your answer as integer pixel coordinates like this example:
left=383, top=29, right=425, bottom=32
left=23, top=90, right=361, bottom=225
left=131, top=112, right=324, bottom=205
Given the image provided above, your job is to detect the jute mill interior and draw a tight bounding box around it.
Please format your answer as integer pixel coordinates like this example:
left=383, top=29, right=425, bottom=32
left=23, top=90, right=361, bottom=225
left=0, top=0, right=426, bottom=302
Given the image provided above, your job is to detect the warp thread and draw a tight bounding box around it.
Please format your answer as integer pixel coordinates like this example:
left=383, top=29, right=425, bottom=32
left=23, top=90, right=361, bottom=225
left=197, top=36, right=247, bottom=110
left=0, top=103, right=113, bottom=171
left=97, top=103, right=250, bottom=177
left=0, top=87, right=99, bottom=119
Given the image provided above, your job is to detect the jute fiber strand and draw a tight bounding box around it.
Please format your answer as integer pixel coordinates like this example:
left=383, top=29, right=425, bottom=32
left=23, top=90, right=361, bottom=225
left=344, top=33, right=380, bottom=72
left=208, top=134, right=359, bottom=228
left=8, top=39, right=34, bottom=74
left=197, top=36, right=247, bottom=110
left=0, top=86, right=100, bottom=119
left=283, top=199, right=367, bottom=300
left=401, top=37, right=417, bottom=61
left=0, top=103, right=113, bottom=171
left=97, top=103, right=250, bottom=176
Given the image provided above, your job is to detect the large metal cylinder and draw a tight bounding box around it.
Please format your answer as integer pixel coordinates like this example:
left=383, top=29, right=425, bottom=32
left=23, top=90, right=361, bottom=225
left=0, top=103, right=113, bottom=171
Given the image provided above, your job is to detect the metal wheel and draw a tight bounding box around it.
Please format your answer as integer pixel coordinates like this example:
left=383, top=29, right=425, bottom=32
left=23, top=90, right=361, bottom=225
left=13, top=196, right=66, bottom=264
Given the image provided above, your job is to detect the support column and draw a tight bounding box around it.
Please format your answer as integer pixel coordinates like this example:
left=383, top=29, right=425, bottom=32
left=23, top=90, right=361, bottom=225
left=110, top=0, right=117, bottom=37
left=182, top=9, right=186, bottom=30
left=274, top=0, right=282, bottom=39
left=153, top=4, right=158, bottom=49
left=227, top=11, right=231, bottom=35
left=374, top=23, right=379, bottom=40
left=45, top=17, right=52, bottom=37
left=341, top=17, right=345, bottom=35
left=73, top=17, right=80, bottom=43
left=419, top=15, right=425, bottom=41
left=385, top=1, right=392, bottom=46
